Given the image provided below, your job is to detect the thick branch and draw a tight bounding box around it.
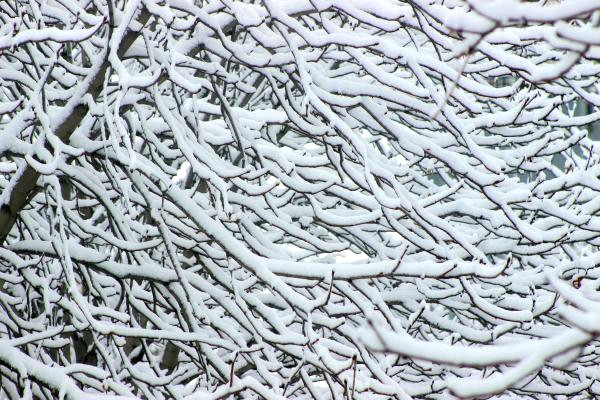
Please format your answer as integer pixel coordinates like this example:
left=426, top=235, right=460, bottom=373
left=0, top=9, right=150, bottom=245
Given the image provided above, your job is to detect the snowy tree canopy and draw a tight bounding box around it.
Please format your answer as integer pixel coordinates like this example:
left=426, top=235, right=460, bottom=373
left=1, top=0, right=600, bottom=398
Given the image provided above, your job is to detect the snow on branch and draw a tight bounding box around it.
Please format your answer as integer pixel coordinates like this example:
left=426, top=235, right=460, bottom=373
left=1, top=0, right=600, bottom=399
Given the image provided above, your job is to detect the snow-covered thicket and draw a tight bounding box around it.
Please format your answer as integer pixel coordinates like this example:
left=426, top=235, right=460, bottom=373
left=1, top=0, right=600, bottom=398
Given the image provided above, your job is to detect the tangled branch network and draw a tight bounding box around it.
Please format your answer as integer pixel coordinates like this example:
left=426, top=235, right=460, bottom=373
left=1, top=0, right=600, bottom=398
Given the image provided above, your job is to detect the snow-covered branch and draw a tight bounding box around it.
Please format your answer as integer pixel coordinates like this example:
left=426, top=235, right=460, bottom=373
left=2, top=0, right=600, bottom=398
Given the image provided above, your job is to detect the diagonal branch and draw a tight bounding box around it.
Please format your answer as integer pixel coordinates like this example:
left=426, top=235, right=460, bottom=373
left=0, top=7, right=150, bottom=245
